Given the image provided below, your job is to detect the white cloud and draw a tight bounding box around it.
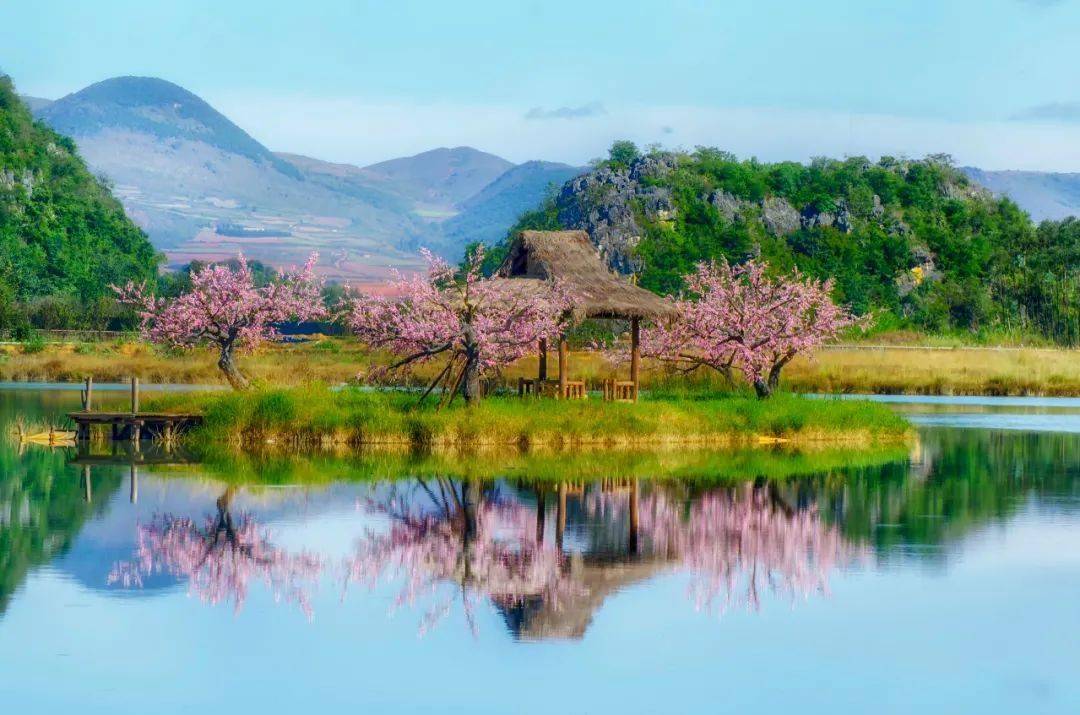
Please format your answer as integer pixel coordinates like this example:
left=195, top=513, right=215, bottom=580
left=209, top=92, right=1080, bottom=171
left=524, top=102, right=607, bottom=120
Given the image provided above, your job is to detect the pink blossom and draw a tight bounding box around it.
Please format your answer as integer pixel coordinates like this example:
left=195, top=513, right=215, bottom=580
left=590, top=483, right=864, bottom=614
left=345, top=247, right=570, bottom=403
left=641, top=260, right=864, bottom=397
left=114, top=253, right=326, bottom=389
left=108, top=490, right=324, bottom=619
left=343, top=479, right=580, bottom=635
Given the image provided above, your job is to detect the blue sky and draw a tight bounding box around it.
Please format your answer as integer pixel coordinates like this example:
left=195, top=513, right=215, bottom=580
left=4, top=0, right=1080, bottom=168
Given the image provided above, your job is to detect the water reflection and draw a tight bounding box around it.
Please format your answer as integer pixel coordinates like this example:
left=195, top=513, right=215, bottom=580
left=108, top=486, right=324, bottom=618
left=346, top=479, right=578, bottom=635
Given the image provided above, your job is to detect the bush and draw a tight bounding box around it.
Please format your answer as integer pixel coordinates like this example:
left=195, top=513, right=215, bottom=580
left=21, top=335, right=47, bottom=354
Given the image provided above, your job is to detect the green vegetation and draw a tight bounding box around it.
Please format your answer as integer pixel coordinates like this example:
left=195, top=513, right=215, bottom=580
left=0, top=437, right=120, bottom=614
left=183, top=441, right=910, bottom=486
left=0, top=75, right=160, bottom=332
left=488, top=143, right=1079, bottom=345
left=146, top=385, right=910, bottom=449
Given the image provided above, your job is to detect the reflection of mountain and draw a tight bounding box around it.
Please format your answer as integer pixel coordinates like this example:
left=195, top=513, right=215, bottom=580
left=809, top=428, right=1080, bottom=563
left=0, top=447, right=122, bottom=615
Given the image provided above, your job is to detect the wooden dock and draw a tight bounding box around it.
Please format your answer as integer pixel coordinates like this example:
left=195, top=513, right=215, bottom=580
left=68, top=411, right=203, bottom=441
left=68, top=375, right=202, bottom=442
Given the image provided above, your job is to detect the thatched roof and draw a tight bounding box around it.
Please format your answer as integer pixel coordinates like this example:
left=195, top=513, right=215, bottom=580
left=494, top=230, right=675, bottom=320
left=498, top=557, right=669, bottom=641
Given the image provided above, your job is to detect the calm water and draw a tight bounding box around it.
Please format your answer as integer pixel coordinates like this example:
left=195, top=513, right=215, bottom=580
left=1, top=388, right=1079, bottom=713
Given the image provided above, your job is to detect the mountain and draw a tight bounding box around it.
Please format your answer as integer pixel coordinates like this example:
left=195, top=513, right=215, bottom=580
left=493, top=146, right=1080, bottom=343
left=432, top=160, right=584, bottom=254
left=18, top=95, right=52, bottom=112
left=39, top=77, right=298, bottom=177
left=962, top=168, right=1080, bottom=222
left=33, top=76, right=426, bottom=284
left=0, top=75, right=158, bottom=307
left=364, top=146, right=514, bottom=209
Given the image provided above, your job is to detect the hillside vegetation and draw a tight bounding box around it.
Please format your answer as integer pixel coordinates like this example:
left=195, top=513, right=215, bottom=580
left=0, top=75, right=159, bottom=333
left=494, top=143, right=1079, bottom=344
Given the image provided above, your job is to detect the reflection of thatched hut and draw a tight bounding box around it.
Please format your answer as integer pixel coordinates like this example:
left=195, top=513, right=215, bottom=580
left=499, top=557, right=668, bottom=640
left=495, top=230, right=675, bottom=400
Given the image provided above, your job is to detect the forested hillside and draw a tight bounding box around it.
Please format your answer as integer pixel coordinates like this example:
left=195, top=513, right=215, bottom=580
left=492, top=143, right=1079, bottom=344
left=0, top=75, right=159, bottom=331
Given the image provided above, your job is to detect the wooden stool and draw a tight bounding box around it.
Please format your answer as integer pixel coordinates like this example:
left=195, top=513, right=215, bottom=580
left=603, top=379, right=637, bottom=402
left=564, top=380, right=586, bottom=399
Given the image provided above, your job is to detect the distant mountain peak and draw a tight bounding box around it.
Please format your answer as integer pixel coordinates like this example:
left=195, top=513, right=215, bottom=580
left=37, top=75, right=298, bottom=177
left=363, top=145, right=514, bottom=206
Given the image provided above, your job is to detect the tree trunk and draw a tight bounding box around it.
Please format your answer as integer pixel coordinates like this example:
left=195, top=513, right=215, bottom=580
left=218, top=344, right=250, bottom=391
left=767, top=362, right=784, bottom=393
left=460, top=328, right=481, bottom=404
left=753, top=378, right=773, bottom=399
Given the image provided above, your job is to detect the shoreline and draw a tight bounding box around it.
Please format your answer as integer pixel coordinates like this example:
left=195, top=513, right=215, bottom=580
left=139, top=386, right=912, bottom=451
left=3, top=340, right=1080, bottom=397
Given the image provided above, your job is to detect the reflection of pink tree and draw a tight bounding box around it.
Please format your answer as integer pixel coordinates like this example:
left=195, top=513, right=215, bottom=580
left=108, top=488, right=324, bottom=618
left=591, top=482, right=862, bottom=613
left=345, top=479, right=579, bottom=634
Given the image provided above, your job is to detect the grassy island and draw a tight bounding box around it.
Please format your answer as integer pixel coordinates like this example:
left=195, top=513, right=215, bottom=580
left=146, top=386, right=910, bottom=450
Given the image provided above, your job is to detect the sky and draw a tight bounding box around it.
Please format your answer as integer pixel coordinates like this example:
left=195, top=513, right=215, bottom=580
left=4, top=0, right=1080, bottom=169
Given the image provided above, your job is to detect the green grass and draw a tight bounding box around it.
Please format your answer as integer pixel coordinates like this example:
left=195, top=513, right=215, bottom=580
left=147, top=385, right=911, bottom=449
left=180, top=441, right=911, bottom=486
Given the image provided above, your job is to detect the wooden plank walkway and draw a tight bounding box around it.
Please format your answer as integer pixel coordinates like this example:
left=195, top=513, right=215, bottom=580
left=68, top=411, right=203, bottom=441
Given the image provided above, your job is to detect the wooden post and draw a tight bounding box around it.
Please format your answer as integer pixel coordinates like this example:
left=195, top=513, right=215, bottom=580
left=81, top=377, right=93, bottom=411
left=538, top=337, right=548, bottom=382
left=130, top=376, right=140, bottom=414
left=129, top=464, right=138, bottom=504
left=558, top=336, right=568, bottom=399
left=630, top=317, right=641, bottom=403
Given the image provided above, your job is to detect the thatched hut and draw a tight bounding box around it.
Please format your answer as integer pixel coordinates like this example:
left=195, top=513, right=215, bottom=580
left=495, top=230, right=675, bottom=400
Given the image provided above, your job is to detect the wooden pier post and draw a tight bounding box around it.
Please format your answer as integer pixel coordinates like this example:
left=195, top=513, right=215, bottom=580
left=80, top=377, right=93, bottom=411
left=129, top=464, right=138, bottom=504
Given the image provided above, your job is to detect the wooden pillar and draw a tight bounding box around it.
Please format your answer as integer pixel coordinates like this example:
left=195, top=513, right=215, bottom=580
left=630, top=317, right=641, bottom=403
left=538, top=338, right=548, bottom=382
left=129, top=464, right=138, bottom=504
left=130, top=376, right=140, bottom=414
left=628, top=479, right=640, bottom=556
left=558, top=336, right=568, bottom=399
left=556, top=482, right=567, bottom=551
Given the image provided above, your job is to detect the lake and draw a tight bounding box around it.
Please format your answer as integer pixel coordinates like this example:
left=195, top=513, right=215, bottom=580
left=1, top=387, right=1078, bottom=713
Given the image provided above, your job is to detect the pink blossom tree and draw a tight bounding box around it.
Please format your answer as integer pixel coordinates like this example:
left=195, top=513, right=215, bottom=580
left=645, top=260, right=863, bottom=397
left=114, top=253, right=325, bottom=390
left=344, top=478, right=580, bottom=635
left=108, top=487, right=325, bottom=619
left=590, top=481, right=864, bottom=614
left=345, top=247, right=569, bottom=405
